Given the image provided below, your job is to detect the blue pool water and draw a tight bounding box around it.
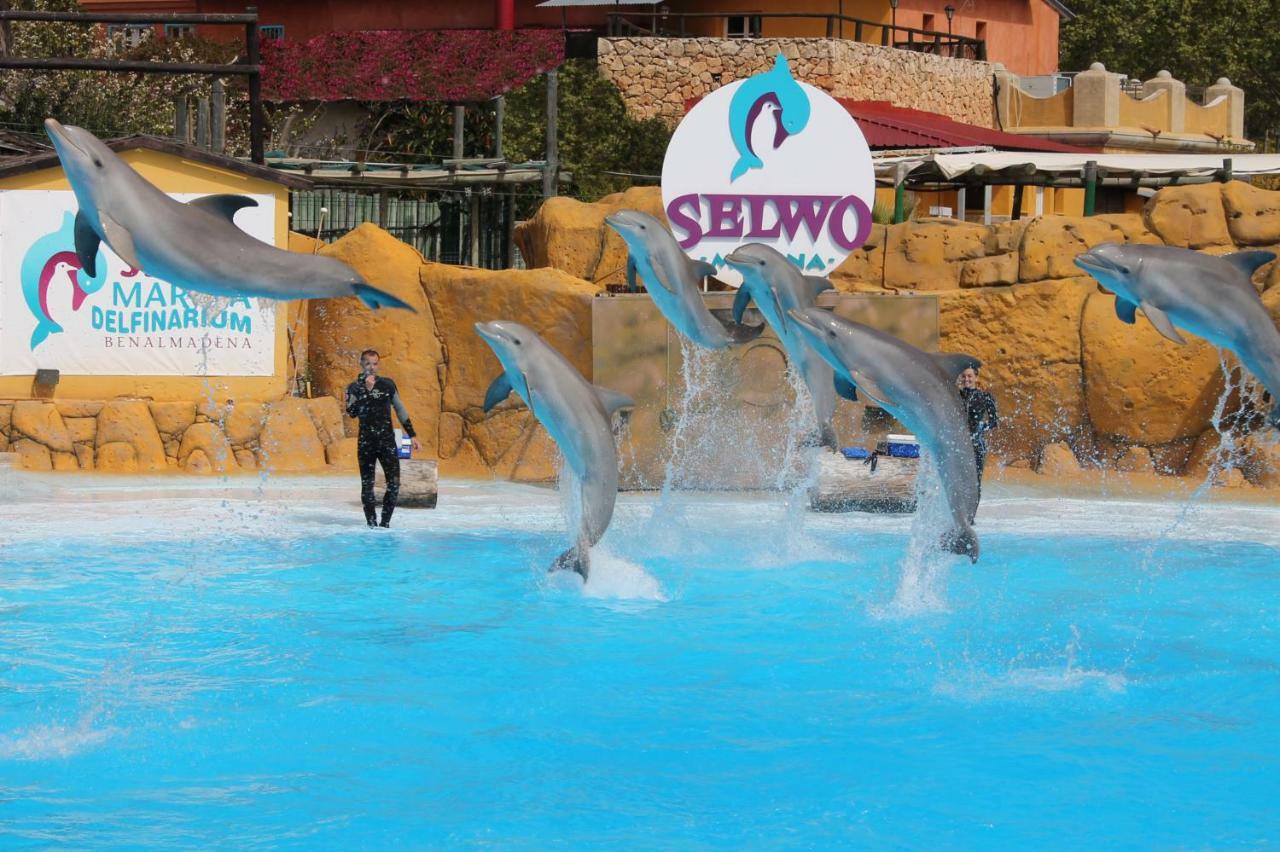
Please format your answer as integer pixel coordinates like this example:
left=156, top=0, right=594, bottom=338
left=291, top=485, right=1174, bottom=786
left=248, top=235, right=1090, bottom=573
left=1, top=477, right=1278, bottom=846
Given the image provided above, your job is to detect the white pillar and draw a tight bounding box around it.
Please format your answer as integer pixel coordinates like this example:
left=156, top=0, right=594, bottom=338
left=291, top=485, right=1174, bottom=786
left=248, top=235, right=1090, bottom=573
left=983, top=185, right=993, bottom=225
left=956, top=187, right=966, bottom=221
left=1034, top=186, right=1045, bottom=217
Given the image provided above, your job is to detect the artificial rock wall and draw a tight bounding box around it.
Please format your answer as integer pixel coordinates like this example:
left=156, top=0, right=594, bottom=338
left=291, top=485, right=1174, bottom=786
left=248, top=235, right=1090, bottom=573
left=513, top=181, right=1280, bottom=487
left=597, top=37, right=996, bottom=126
left=0, top=396, right=355, bottom=474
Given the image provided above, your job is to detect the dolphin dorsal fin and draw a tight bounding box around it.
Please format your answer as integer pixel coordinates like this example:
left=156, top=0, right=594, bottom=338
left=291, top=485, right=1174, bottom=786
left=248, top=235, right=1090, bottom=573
left=1222, top=250, right=1276, bottom=283
left=594, top=385, right=634, bottom=419
left=801, top=275, right=833, bottom=303
left=189, top=193, right=259, bottom=223
left=73, top=211, right=101, bottom=278
left=930, top=351, right=982, bottom=380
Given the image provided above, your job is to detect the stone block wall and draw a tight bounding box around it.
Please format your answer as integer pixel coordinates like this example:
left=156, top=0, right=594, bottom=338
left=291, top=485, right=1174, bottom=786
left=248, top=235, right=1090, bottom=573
left=597, top=37, right=996, bottom=126
left=0, top=395, right=356, bottom=474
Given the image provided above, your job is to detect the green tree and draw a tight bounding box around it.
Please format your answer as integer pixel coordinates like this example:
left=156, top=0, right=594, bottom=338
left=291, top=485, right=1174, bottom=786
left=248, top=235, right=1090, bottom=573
left=1060, top=0, right=1280, bottom=146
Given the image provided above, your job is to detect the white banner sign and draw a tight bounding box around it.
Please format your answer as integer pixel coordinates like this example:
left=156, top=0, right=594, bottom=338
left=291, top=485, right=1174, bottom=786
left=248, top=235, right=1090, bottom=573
left=661, top=53, right=876, bottom=286
left=0, top=190, right=278, bottom=377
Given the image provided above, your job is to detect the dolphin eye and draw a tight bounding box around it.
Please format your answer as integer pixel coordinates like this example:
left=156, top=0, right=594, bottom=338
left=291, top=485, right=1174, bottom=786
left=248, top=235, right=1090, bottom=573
left=92, top=157, right=103, bottom=167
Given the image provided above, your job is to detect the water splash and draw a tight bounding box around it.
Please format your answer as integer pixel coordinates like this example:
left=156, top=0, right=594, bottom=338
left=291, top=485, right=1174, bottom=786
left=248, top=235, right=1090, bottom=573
left=874, top=455, right=956, bottom=616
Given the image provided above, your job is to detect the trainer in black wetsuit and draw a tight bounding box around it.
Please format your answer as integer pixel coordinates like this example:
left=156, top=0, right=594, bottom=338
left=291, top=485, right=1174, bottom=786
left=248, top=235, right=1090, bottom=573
left=957, top=366, right=999, bottom=509
left=345, top=349, right=419, bottom=528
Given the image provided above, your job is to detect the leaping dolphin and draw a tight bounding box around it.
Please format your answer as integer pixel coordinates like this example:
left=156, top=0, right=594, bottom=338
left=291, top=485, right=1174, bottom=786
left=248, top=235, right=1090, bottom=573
left=475, top=320, right=634, bottom=579
left=43, top=119, right=412, bottom=311
left=727, top=53, right=811, bottom=182
left=787, top=307, right=983, bottom=562
left=604, top=209, right=764, bottom=349
left=725, top=243, right=838, bottom=448
left=1074, top=243, right=1280, bottom=428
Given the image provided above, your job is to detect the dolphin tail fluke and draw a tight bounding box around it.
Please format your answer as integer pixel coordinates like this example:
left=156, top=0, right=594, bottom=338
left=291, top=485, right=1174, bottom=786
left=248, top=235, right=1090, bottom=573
left=551, top=543, right=590, bottom=580
left=941, top=526, right=980, bottom=563
left=29, top=323, right=53, bottom=350
left=354, top=283, right=416, bottom=313
left=721, top=318, right=766, bottom=344
left=730, top=154, right=762, bottom=183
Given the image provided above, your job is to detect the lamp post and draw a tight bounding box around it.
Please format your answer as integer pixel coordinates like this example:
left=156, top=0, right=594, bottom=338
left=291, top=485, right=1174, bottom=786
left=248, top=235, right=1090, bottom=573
left=944, top=4, right=955, bottom=56
left=888, top=0, right=897, bottom=45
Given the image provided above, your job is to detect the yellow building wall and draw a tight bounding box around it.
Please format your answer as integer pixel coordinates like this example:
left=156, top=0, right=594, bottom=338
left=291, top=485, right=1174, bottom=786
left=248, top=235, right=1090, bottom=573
left=0, top=148, right=294, bottom=403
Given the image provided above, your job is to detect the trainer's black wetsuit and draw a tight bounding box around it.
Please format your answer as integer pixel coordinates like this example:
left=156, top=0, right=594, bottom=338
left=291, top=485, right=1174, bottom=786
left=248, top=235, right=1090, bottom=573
left=345, top=375, right=416, bottom=527
left=959, top=387, right=999, bottom=505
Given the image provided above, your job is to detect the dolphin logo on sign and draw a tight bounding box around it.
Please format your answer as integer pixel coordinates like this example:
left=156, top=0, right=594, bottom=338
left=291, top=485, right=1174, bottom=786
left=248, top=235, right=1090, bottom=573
left=727, top=53, right=811, bottom=182
left=20, top=211, right=110, bottom=350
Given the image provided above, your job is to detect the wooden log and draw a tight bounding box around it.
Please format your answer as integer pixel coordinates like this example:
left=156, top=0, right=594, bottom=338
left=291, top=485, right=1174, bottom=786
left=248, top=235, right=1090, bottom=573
left=809, top=450, right=918, bottom=513
left=375, top=458, right=438, bottom=509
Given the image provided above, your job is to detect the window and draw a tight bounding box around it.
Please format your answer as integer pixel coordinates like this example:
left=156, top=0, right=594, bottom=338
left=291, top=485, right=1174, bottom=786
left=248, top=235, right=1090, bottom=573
left=260, top=25, right=285, bottom=41
left=975, top=20, right=987, bottom=42
left=164, top=23, right=195, bottom=39
left=107, top=24, right=151, bottom=48
left=725, top=15, right=761, bottom=38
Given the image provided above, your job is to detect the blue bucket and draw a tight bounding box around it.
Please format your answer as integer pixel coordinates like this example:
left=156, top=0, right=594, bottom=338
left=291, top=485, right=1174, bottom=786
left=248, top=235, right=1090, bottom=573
left=841, top=447, right=872, bottom=460
left=887, top=443, right=919, bottom=458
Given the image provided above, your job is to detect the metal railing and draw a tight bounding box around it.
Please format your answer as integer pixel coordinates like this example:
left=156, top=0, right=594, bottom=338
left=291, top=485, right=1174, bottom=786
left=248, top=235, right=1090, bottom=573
left=605, top=11, right=985, bottom=61
left=291, top=188, right=524, bottom=269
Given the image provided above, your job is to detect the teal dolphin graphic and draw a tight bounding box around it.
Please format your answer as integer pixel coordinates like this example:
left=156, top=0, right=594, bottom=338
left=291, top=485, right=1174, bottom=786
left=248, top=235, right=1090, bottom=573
left=21, top=210, right=109, bottom=349
left=727, top=53, right=811, bottom=183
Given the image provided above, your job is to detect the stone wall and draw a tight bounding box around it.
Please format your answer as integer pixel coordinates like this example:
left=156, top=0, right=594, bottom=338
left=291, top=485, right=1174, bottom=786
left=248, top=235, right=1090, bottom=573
left=597, top=37, right=996, bottom=126
left=0, top=395, right=356, bottom=474
left=513, top=181, right=1280, bottom=488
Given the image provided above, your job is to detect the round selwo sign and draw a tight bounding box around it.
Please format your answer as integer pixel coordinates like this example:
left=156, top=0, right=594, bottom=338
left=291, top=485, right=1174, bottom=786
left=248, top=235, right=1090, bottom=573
left=660, top=53, right=876, bottom=287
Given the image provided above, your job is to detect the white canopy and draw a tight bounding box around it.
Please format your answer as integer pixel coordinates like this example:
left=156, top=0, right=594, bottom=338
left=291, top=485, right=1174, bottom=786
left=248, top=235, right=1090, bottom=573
left=929, top=152, right=1280, bottom=180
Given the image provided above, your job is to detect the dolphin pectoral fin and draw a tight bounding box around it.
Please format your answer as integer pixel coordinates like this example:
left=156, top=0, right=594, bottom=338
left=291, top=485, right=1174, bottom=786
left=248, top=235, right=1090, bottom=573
left=483, top=374, right=514, bottom=413
left=98, top=212, right=141, bottom=270
left=353, top=283, right=416, bottom=312
left=551, top=541, right=589, bottom=579
left=73, top=211, right=100, bottom=277
left=1114, top=297, right=1138, bottom=325
left=834, top=374, right=859, bottom=402
left=188, top=193, right=259, bottom=223
left=1223, top=250, right=1276, bottom=282
left=930, top=351, right=982, bottom=380
left=731, top=284, right=753, bottom=324
left=691, top=260, right=718, bottom=281
left=802, top=275, right=834, bottom=303
left=1139, top=303, right=1187, bottom=345
left=593, top=385, right=634, bottom=420
left=849, top=370, right=895, bottom=409
left=626, top=256, right=639, bottom=293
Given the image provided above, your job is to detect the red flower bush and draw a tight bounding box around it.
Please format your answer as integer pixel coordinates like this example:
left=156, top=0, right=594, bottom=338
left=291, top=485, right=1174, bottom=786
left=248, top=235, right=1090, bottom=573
left=261, top=29, right=566, bottom=103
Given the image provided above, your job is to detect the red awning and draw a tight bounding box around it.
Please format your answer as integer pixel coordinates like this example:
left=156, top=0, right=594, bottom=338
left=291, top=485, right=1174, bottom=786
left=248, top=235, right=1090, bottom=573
left=836, top=100, right=1097, bottom=153
left=680, top=96, right=1097, bottom=153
